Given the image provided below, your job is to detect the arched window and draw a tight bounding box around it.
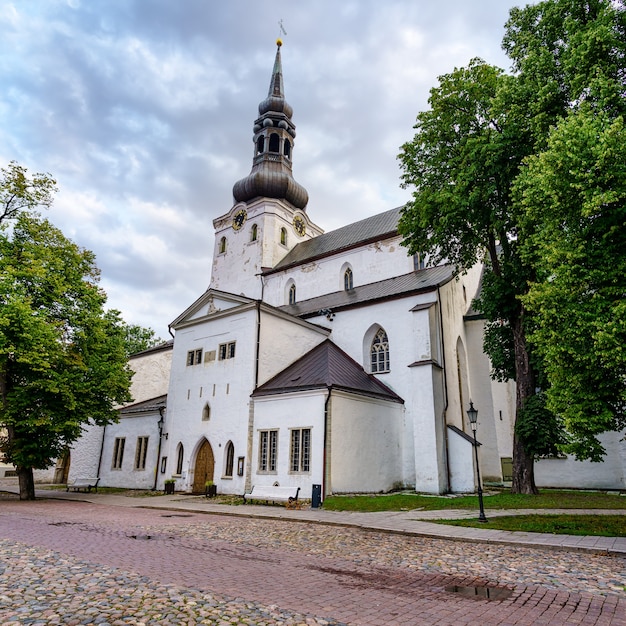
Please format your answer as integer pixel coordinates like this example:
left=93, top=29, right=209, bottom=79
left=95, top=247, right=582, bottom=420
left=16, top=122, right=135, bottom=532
left=250, top=223, right=258, bottom=242
left=284, top=139, right=291, bottom=159
left=289, top=283, right=296, bottom=305
left=256, top=136, right=265, bottom=154
left=219, top=236, right=227, bottom=254
left=370, top=328, right=390, bottom=373
left=280, top=227, right=287, bottom=246
left=224, top=441, right=234, bottom=477
left=176, top=444, right=184, bottom=475
left=269, top=133, right=280, bottom=153
left=202, top=403, right=210, bottom=421
left=344, top=267, right=354, bottom=290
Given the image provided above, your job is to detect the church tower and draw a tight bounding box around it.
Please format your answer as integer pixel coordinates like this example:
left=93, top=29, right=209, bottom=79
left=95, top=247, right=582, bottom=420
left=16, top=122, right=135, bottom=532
left=210, top=40, right=323, bottom=299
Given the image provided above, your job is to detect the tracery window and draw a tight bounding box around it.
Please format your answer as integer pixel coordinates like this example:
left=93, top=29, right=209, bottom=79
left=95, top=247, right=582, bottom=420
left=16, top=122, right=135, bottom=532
left=288, top=283, right=296, bottom=305
left=370, top=328, right=390, bottom=373
left=224, top=441, right=235, bottom=477
left=344, top=267, right=354, bottom=290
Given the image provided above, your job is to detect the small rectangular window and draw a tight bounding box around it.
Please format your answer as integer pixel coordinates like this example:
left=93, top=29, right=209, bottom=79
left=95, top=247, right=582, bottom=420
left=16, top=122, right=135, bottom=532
left=290, top=428, right=311, bottom=473
left=134, top=436, right=149, bottom=470
left=112, top=437, right=125, bottom=470
left=218, top=341, right=236, bottom=360
left=258, top=430, right=278, bottom=472
left=186, top=349, right=203, bottom=366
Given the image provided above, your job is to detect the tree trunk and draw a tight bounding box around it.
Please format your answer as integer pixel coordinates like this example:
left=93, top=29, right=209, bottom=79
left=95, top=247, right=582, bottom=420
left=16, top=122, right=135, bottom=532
left=17, top=465, right=36, bottom=500
left=511, top=311, right=538, bottom=494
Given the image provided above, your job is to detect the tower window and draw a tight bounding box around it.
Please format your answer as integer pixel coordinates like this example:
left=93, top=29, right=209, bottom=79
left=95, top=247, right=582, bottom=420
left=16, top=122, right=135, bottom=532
left=370, top=328, right=390, bottom=373
left=219, top=237, right=227, bottom=254
left=269, top=133, right=280, bottom=153
left=256, top=136, right=265, bottom=154
left=202, top=402, right=211, bottom=421
left=344, top=267, right=354, bottom=290
left=250, top=223, right=258, bottom=242
left=284, top=139, right=291, bottom=159
left=280, top=227, right=287, bottom=246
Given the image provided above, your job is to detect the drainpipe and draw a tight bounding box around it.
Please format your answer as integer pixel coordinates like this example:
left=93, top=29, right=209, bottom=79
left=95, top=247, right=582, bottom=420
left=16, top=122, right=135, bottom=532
left=323, top=388, right=332, bottom=498
left=153, top=406, right=165, bottom=491
left=96, top=423, right=106, bottom=479
left=437, top=285, right=451, bottom=493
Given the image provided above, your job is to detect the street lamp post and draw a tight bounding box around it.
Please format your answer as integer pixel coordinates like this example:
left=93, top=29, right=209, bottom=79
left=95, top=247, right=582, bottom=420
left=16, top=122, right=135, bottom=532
left=466, top=401, right=488, bottom=523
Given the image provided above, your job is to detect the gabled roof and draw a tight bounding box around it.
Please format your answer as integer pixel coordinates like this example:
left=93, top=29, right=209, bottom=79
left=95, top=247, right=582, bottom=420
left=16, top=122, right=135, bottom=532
left=267, top=206, right=403, bottom=273
left=169, top=288, right=255, bottom=329
left=252, top=339, right=403, bottom=403
left=119, top=394, right=167, bottom=416
left=279, top=265, right=454, bottom=318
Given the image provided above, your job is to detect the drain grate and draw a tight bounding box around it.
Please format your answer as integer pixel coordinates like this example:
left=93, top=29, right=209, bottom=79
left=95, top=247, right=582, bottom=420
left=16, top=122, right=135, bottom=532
left=446, top=585, right=512, bottom=601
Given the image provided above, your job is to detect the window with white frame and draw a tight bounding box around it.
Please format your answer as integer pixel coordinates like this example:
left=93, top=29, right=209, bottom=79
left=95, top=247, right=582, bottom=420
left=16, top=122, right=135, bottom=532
left=112, top=437, right=125, bottom=470
left=218, top=341, right=236, bottom=360
left=290, top=428, right=311, bottom=473
left=134, top=436, right=149, bottom=470
left=370, top=328, right=390, bottom=373
left=258, top=430, right=278, bottom=472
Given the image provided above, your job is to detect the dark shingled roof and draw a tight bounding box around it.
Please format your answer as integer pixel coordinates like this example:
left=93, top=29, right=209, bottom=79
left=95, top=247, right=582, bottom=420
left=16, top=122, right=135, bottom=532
left=268, top=206, right=403, bottom=272
left=279, top=265, right=455, bottom=318
left=252, top=339, right=403, bottom=403
left=119, top=395, right=167, bottom=416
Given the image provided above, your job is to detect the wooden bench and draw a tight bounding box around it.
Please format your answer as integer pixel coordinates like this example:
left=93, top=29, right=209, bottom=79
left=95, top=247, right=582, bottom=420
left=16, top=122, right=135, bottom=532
left=243, top=485, right=301, bottom=508
left=66, top=478, right=100, bottom=493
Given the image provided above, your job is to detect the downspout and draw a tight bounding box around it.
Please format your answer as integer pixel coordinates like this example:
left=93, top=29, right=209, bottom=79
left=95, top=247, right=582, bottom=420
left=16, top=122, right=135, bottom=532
left=437, top=286, right=451, bottom=493
left=153, top=406, right=165, bottom=491
left=323, top=387, right=332, bottom=499
left=96, top=424, right=106, bottom=479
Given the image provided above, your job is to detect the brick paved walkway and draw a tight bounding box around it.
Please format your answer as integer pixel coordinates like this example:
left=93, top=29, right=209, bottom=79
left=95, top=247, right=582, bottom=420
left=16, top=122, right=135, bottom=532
left=1, top=499, right=625, bottom=625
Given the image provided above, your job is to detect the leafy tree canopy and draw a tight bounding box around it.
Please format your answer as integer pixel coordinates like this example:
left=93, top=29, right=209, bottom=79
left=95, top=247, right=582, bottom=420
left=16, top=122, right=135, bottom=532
left=118, top=319, right=165, bottom=358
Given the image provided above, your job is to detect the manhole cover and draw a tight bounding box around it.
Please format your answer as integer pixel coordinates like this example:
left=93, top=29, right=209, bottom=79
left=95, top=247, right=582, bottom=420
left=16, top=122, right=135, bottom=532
left=446, top=585, right=512, bottom=601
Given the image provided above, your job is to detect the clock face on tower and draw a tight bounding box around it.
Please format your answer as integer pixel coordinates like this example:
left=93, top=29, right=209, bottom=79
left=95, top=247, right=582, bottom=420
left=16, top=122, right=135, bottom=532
left=293, top=214, right=306, bottom=237
left=232, top=208, right=247, bottom=231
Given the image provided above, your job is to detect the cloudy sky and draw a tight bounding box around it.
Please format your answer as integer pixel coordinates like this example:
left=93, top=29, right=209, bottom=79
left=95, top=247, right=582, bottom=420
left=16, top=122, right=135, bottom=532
left=1, top=0, right=528, bottom=337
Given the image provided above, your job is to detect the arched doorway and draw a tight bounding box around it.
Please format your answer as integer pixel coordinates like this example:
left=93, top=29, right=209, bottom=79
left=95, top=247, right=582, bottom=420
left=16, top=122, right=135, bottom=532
left=192, top=439, right=214, bottom=494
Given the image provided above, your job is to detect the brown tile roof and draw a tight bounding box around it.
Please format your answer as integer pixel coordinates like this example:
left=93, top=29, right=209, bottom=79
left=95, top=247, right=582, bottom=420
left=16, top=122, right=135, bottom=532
left=252, top=339, right=403, bottom=403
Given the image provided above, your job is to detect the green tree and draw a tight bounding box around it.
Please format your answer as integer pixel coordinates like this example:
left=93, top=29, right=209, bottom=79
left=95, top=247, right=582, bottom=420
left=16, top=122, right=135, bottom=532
left=119, top=320, right=164, bottom=358
left=397, top=59, right=543, bottom=493
left=517, top=107, right=626, bottom=461
left=0, top=170, right=132, bottom=500
left=0, top=161, right=56, bottom=225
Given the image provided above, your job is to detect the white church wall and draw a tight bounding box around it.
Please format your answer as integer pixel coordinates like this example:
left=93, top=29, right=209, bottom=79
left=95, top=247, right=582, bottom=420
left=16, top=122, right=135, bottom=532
left=128, top=345, right=172, bottom=404
left=263, top=234, right=415, bottom=307
left=535, top=431, right=626, bottom=490
left=65, top=422, right=103, bottom=483
left=329, top=391, right=403, bottom=494
left=448, top=428, right=477, bottom=493
left=98, top=414, right=161, bottom=489
left=160, top=309, right=257, bottom=494
left=251, top=391, right=326, bottom=496
left=257, top=309, right=329, bottom=386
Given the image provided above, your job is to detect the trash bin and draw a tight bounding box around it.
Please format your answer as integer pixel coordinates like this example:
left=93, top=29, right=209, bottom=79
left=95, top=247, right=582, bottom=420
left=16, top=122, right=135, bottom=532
left=311, top=484, right=322, bottom=509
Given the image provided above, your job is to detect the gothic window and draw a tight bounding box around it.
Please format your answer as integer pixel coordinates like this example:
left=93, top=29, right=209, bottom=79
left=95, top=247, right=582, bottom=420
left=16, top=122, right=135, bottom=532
left=288, top=283, right=296, bottom=305
left=280, top=227, right=287, bottom=246
left=284, top=139, right=291, bottom=159
left=250, top=223, right=258, bottom=242
left=256, top=136, right=265, bottom=154
left=269, top=133, right=280, bottom=153
left=175, top=444, right=184, bottom=475
left=224, top=441, right=235, bottom=477
left=344, top=267, right=354, bottom=290
left=370, top=328, right=390, bottom=373
left=219, top=236, right=227, bottom=254
left=202, top=402, right=211, bottom=421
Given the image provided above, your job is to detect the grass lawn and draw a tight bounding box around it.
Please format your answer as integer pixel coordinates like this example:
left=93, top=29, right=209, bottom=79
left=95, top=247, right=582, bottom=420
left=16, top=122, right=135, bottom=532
left=430, top=514, right=626, bottom=537
left=322, top=489, right=626, bottom=512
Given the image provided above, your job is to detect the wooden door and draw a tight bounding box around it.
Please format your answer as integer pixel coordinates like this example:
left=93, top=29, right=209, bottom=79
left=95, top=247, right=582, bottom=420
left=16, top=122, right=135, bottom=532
left=192, top=439, right=214, bottom=494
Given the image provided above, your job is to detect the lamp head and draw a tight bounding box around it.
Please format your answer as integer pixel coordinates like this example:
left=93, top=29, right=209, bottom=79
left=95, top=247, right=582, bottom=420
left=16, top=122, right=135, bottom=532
left=467, top=401, right=478, bottom=431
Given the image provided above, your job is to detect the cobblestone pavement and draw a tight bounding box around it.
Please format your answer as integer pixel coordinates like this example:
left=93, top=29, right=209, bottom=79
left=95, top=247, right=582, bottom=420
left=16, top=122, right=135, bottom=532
left=0, top=498, right=625, bottom=625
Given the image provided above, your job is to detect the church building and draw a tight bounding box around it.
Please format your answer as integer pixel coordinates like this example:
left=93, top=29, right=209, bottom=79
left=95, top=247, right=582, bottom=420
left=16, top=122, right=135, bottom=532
left=64, top=42, right=626, bottom=497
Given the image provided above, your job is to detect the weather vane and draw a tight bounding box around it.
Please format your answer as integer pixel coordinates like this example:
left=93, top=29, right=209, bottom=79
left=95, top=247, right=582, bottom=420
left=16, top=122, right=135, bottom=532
left=276, top=20, right=287, bottom=46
